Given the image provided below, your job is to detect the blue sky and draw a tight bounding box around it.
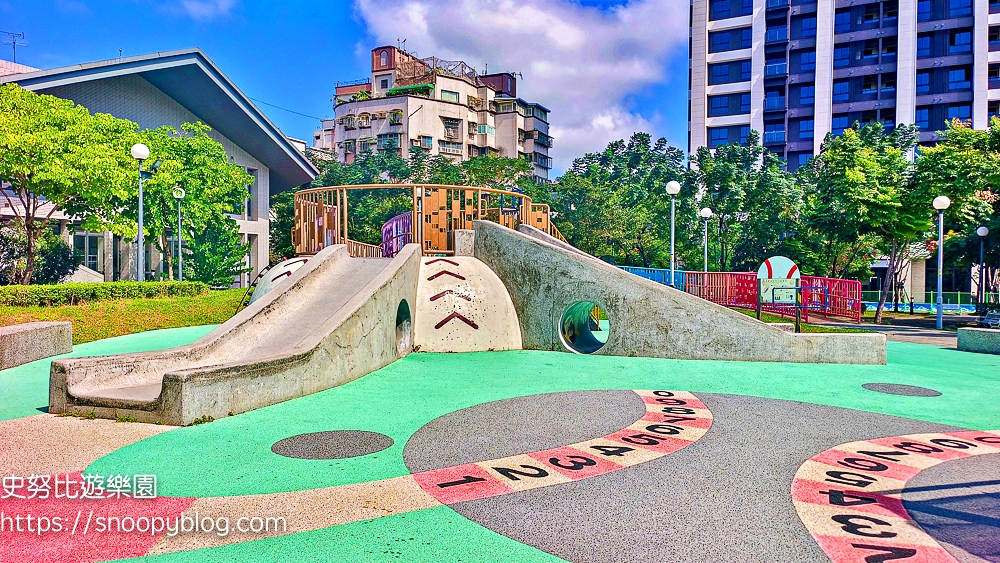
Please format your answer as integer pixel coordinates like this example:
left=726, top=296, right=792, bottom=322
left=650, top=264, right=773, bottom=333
left=0, top=0, right=690, bottom=175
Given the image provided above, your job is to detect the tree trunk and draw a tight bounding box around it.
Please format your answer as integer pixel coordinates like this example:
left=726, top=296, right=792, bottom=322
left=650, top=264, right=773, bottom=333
left=20, top=223, right=36, bottom=285
left=874, top=240, right=898, bottom=324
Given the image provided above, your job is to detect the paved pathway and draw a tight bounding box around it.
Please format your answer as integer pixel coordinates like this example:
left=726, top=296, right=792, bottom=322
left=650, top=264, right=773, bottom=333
left=817, top=321, right=958, bottom=347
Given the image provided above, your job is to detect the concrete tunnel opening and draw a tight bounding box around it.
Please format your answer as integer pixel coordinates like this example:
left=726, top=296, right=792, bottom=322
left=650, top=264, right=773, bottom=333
left=560, top=301, right=610, bottom=354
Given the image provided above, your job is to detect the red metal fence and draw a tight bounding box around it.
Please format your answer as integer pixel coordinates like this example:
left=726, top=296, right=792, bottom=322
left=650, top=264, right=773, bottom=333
left=682, top=272, right=862, bottom=323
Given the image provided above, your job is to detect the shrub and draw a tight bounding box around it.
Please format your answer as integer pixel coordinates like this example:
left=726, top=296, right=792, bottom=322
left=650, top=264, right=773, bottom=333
left=0, top=280, right=209, bottom=307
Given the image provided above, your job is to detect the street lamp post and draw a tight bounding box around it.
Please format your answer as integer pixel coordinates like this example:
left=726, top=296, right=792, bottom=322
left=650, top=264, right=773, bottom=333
left=666, top=180, right=681, bottom=286
left=978, top=226, right=989, bottom=310
left=173, top=187, right=186, bottom=282
left=699, top=207, right=713, bottom=272
left=932, top=195, right=951, bottom=329
left=130, top=143, right=150, bottom=282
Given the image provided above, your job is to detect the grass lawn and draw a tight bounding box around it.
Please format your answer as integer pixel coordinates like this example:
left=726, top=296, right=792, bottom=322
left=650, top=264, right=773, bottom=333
left=0, top=288, right=244, bottom=344
left=734, top=308, right=872, bottom=333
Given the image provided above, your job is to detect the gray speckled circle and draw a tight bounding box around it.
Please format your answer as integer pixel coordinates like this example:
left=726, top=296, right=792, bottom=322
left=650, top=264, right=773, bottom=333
left=903, top=453, right=1000, bottom=563
left=271, top=430, right=393, bottom=460
left=863, top=382, right=942, bottom=397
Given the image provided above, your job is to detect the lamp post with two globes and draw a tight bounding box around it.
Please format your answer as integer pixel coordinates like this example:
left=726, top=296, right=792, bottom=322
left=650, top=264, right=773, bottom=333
left=978, top=226, right=990, bottom=310
left=130, top=143, right=150, bottom=282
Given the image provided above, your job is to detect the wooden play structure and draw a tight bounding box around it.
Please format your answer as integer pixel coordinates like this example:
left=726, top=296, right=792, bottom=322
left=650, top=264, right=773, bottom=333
left=292, top=184, right=565, bottom=257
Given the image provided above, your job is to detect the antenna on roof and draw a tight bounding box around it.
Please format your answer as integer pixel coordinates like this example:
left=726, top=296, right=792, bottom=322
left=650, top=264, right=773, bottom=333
left=401, top=38, right=406, bottom=52
left=485, top=63, right=488, bottom=74
left=0, top=31, right=26, bottom=63
left=119, top=49, right=123, bottom=59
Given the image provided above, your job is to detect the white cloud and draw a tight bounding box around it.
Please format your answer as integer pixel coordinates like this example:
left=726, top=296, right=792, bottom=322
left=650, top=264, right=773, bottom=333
left=173, top=0, right=238, bottom=20
left=354, top=0, right=687, bottom=174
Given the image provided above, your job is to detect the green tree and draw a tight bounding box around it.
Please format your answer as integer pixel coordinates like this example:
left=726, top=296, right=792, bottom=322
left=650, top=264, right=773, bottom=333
left=0, top=222, right=81, bottom=284
left=550, top=133, right=687, bottom=267
left=0, top=84, right=138, bottom=284
left=687, top=130, right=802, bottom=271
left=138, top=122, right=254, bottom=279
left=184, top=218, right=250, bottom=287
left=808, top=122, right=925, bottom=322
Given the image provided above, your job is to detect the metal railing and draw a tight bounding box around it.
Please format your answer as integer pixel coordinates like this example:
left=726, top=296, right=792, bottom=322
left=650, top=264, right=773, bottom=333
left=766, top=27, right=788, bottom=43
left=764, top=63, right=787, bottom=77
left=764, top=96, right=787, bottom=110
left=767, top=0, right=789, bottom=8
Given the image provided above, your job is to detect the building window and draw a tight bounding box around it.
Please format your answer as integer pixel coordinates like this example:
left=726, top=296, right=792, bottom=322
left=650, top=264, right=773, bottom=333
left=710, top=0, right=731, bottom=19
left=711, top=64, right=729, bottom=83
left=835, top=10, right=851, bottom=32
left=918, top=0, right=931, bottom=21
left=800, top=17, right=817, bottom=38
left=379, top=50, right=388, bottom=67
left=799, top=50, right=816, bottom=72
left=950, top=30, right=972, bottom=54
left=438, top=140, right=463, bottom=155
left=709, top=96, right=728, bottom=116
left=917, top=35, right=931, bottom=57
left=739, top=126, right=750, bottom=145
left=948, top=104, right=971, bottom=121
left=862, top=40, right=879, bottom=59
left=477, top=124, right=497, bottom=136
left=709, top=127, right=729, bottom=148
left=343, top=115, right=356, bottom=129
left=990, top=101, right=999, bottom=120
left=916, top=71, right=931, bottom=93
left=834, top=46, right=851, bottom=67
left=358, top=113, right=371, bottom=128
left=799, top=84, right=815, bottom=105
left=740, top=60, right=752, bottom=80
left=73, top=232, right=104, bottom=272
left=915, top=107, right=930, bottom=129
left=950, top=0, right=972, bottom=17
left=949, top=67, right=971, bottom=90
left=990, top=26, right=1000, bottom=45
left=881, top=76, right=896, bottom=92
left=764, top=123, right=785, bottom=144
left=741, top=28, right=752, bottom=48
left=377, top=133, right=401, bottom=150
left=833, top=80, right=849, bottom=102
left=389, top=109, right=403, bottom=125
left=344, top=139, right=355, bottom=153
left=441, top=90, right=460, bottom=103
left=710, top=30, right=730, bottom=52
left=862, top=78, right=877, bottom=94
left=798, top=153, right=813, bottom=166
left=881, top=111, right=896, bottom=128
left=883, top=1, right=898, bottom=21
left=798, top=119, right=814, bottom=139
left=358, top=138, right=372, bottom=153
left=740, top=0, right=752, bottom=15
left=410, top=135, right=433, bottom=150
left=832, top=115, right=849, bottom=135
left=740, top=92, right=751, bottom=113
left=863, top=4, right=880, bottom=22
left=380, top=78, right=389, bottom=89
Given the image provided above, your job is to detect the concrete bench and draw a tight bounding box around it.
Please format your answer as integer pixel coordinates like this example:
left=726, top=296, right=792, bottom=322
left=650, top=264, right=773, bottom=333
left=957, top=327, right=1000, bottom=355
left=0, top=322, right=72, bottom=370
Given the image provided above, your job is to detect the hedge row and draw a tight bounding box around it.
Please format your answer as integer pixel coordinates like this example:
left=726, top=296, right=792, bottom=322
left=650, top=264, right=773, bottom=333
left=0, top=281, right=210, bottom=307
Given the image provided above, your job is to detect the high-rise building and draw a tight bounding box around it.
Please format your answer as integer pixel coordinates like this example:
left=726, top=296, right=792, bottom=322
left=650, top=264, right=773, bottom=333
left=314, top=47, right=553, bottom=182
left=689, top=0, right=996, bottom=170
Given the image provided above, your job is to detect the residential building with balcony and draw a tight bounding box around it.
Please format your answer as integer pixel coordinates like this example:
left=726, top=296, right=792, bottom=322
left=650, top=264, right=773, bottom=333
left=690, top=0, right=997, bottom=170
left=313, top=46, right=553, bottom=181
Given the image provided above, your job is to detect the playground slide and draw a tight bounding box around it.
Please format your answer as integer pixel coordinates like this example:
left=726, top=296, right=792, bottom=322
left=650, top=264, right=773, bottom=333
left=49, top=244, right=421, bottom=425
left=475, top=221, right=886, bottom=364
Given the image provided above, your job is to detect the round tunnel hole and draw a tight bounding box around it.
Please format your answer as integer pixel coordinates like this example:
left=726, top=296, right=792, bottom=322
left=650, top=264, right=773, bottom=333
left=395, top=300, right=412, bottom=356
left=560, top=301, right=610, bottom=354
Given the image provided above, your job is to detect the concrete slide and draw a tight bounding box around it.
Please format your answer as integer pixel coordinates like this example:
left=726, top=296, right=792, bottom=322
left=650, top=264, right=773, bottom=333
left=474, top=221, right=886, bottom=365
left=49, top=244, right=421, bottom=425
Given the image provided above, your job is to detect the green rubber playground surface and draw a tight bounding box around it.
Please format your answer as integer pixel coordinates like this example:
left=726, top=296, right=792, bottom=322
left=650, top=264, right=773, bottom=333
left=0, top=325, right=217, bottom=422
left=5, top=328, right=999, bottom=563
left=89, top=341, right=1000, bottom=498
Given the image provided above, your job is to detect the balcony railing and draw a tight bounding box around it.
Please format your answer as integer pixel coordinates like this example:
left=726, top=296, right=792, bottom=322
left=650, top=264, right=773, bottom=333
left=766, top=27, right=788, bottom=43
left=534, top=131, right=554, bottom=148
left=529, top=152, right=553, bottom=168
left=764, top=62, right=787, bottom=77
left=766, top=0, right=789, bottom=8
left=764, top=96, right=786, bottom=110
left=763, top=130, right=786, bottom=144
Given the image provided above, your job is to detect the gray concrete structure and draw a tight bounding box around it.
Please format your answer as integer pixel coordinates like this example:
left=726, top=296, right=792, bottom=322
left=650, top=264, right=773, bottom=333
left=49, top=244, right=421, bottom=425
left=957, top=327, right=1000, bottom=354
left=474, top=221, right=886, bottom=364
left=0, top=322, right=72, bottom=370
left=1, top=49, right=317, bottom=285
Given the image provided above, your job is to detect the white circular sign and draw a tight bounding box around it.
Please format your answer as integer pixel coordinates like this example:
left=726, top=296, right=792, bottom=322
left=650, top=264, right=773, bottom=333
left=757, top=256, right=800, bottom=280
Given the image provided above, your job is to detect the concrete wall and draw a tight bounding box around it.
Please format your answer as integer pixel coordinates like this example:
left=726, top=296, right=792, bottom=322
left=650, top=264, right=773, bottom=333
left=50, top=244, right=421, bottom=425
left=958, top=327, right=1000, bottom=354
left=475, top=221, right=885, bottom=365
left=0, top=322, right=72, bottom=370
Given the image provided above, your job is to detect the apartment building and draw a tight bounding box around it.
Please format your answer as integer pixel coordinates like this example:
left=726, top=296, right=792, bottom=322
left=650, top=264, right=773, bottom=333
left=313, top=47, right=553, bottom=181
left=690, top=0, right=998, bottom=170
